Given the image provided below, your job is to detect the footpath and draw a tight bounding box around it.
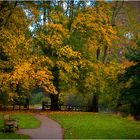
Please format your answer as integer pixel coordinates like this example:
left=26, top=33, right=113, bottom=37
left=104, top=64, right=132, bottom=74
left=16, top=114, right=64, bottom=139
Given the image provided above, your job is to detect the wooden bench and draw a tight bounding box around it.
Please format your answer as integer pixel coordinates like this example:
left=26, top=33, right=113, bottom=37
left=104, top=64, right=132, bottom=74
left=3, top=114, right=19, bottom=132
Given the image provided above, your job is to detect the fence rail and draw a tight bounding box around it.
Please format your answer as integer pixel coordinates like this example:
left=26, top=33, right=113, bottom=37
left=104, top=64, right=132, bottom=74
left=0, top=102, right=88, bottom=111
left=42, top=102, right=88, bottom=111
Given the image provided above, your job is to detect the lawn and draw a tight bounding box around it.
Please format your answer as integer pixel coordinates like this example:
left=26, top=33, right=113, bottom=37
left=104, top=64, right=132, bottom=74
left=49, top=112, right=140, bottom=139
left=0, top=113, right=40, bottom=139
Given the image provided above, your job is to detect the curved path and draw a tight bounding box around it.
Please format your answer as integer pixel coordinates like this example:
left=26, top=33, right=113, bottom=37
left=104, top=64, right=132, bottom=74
left=16, top=114, right=64, bottom=139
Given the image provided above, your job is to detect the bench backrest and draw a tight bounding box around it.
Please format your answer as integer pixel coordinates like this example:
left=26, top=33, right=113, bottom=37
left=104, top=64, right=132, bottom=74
left=4, top=114, right=10, bottom=121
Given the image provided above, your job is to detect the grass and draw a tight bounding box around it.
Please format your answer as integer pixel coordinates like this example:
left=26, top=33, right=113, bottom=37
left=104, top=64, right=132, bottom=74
left=49, top=112, right=140, bottom=139
left=0, top=113, right=40, bottom=139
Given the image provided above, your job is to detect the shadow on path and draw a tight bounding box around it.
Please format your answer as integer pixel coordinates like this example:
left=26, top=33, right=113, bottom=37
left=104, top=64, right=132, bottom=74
left=16, top=114, right=64, bottom=139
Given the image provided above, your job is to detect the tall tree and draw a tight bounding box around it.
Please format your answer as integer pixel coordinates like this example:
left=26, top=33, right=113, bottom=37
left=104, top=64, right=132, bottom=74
left=32, top=1, right=83, bottom=110
left=0, top=1, right=57, bottom=107
left=71, top=1, right=118, bottom=112
left=118, top=41, right=140, bottom=118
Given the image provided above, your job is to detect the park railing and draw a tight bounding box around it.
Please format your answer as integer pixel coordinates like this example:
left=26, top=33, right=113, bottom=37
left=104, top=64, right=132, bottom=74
left=0, top=102, right=88, bottom=111
left=0, top=104, right=29, bottom=111
left=42, top=102, right=88, bottom=111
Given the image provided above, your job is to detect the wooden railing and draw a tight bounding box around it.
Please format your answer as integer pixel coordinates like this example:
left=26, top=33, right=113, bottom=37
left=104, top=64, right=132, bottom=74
left=42, top=102, right=88, bottom=111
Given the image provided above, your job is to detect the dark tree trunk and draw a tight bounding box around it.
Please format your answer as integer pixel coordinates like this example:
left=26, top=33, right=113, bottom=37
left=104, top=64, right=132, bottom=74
left=46, top=1, right=51, bottom=24
left=92, top=94, right=99, bottom=112
left=43, top=1, right=46, bottom=25
left=50, top=94, right=60, bottom=111
left=68, top=0, right=74, bottom=31
left=50, top=65, right=60, bottom=111
left=89, top=47, right=100, bottom=112
left=89, top=48, right=100, bottom=112
left=103, top=45, right=108, bottom=64
left=96, top=47, right=100, bottom=60
left=89, top=93, right=99, bottom=112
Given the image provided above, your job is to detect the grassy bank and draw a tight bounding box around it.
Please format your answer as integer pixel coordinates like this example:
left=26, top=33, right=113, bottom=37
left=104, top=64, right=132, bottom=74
left=0, top=113, right=40, bottom=139
left=49, top=112, right=140, bottom=139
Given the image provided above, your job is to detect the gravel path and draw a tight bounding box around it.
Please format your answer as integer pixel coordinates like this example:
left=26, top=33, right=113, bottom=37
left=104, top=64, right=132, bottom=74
left=16, top=114, right=64, bottom=139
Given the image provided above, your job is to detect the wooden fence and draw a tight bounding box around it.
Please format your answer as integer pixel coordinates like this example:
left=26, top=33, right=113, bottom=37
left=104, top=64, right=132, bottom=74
left=42, top=102, right=88, bottom=111
left=0, top=102, right=88, bottom=111
left=0, top=104, right=29, bottom=111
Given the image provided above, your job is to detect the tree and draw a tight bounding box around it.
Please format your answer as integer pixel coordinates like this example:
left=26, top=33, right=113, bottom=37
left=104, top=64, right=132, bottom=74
left=70, top=1, right=119, bottom=112
left=32, top=1, right=83, bottom=110
left=0, top=1, right=57, bottom=108
left=118, top=42, right=140, bottom=118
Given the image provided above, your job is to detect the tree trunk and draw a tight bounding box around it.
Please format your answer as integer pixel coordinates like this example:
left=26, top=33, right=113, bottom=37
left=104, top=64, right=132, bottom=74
left=50, top=65, right=60, bottom=111
left=43, top=1, right=46, bottom=25
left=50, top=94, right=60, bottom=111
left=103, top=45, right=108, bottom=64
left=88, top=48, right=100, bottom=112
left=89, top=93, right=99, bottom=112
left=68, top=0, right=74, bottom=31
left=96, top=47, right=100, bottom=60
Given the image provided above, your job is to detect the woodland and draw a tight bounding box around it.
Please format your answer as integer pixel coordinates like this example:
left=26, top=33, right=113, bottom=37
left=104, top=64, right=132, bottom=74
left=0, top=1, right=140, bottom=119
